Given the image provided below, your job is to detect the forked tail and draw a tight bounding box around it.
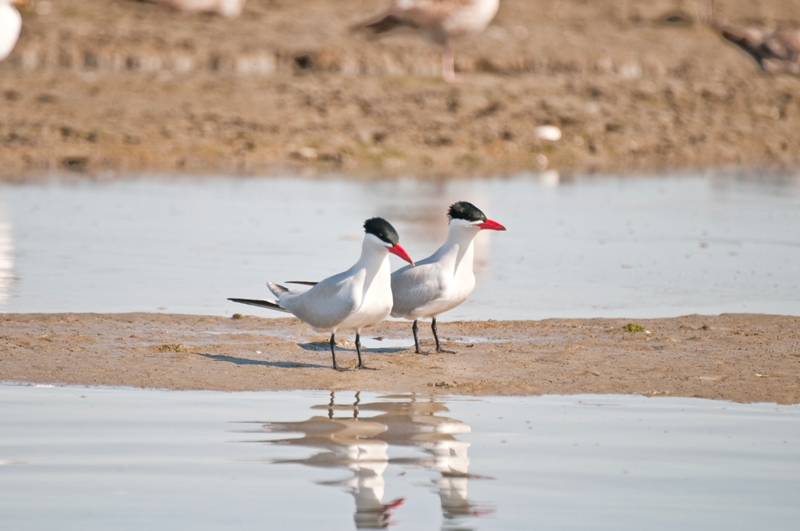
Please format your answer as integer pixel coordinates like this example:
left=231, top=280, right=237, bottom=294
left=227, top=298, right=290, bottom=313
left=267, top=282, right=289, bottom=297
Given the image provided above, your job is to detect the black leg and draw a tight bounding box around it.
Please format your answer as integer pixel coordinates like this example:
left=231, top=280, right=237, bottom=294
left=355, top=333, right=375, bottom=370
left=432, top=318, right=455, bottom=354
left=355, top=333, right=364, bottom=368
left=412, top=319, right=423, bottom=354
left=329, top=333, right=338, bottom=370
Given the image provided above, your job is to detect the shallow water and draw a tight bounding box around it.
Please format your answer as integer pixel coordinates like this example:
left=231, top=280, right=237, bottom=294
left=1, top=384, right=798, bottom=530
left=0, top=172, right=799, bottom=318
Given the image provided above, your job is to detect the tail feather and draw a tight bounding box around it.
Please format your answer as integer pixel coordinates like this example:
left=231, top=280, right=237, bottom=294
left=285, top=280, right=318, bottom=286
left=267, top=282, right=289, bottom=297
left=228, top=298, right=290, bottom=313
left=352, top=13, right=414, bottom=35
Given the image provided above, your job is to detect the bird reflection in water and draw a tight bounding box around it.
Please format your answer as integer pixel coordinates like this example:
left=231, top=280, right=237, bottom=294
left=0, top=219, right=13, bottom=305
left=256, top=392, right=492, bottom=529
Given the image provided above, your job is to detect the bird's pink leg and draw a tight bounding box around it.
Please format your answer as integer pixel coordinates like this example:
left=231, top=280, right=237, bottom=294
left=442, top=45, right=457, bottom=82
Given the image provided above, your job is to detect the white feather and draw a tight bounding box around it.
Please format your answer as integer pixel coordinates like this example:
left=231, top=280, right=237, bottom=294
left=391, top=219, right=480, bottom=320
left=151, top=0, right=245, bottom=18
left=272, top=234, right=395, bottom=334
left=0, top=1, right=22, bottom=62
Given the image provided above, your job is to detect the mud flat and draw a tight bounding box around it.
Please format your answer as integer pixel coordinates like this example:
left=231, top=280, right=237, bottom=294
left=2, top=313, right=799, bottom=403
left=2, top=0, right=800, bottom=179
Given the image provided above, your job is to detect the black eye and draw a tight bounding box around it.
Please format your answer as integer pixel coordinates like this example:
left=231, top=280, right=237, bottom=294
left=363, top=217, right=399, bottom=246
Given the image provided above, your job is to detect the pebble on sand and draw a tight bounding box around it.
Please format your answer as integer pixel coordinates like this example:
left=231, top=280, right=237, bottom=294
left=535, top=125, right=562, bottom=141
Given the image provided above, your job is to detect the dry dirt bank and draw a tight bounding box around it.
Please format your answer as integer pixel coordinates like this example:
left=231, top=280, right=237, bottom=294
left=2, top=0, right=800, bottom=179
left=2, top=313, right=799, bottom=403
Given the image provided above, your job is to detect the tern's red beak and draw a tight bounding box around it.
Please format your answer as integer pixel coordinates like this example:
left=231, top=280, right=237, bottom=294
left=478, top=219, right=507, bottom=231
left=388, top=243, right=414, bottom=265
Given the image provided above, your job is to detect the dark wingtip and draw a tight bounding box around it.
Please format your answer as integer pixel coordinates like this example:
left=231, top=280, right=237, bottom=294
left=228, top=298, right=289, bottom=313
left=359, top=14, right=408, bottom=35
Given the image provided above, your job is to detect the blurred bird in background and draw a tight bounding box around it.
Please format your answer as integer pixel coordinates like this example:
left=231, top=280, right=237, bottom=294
left=0, top=0, right=25, bottom=62
left=145, top=0, right=245, bottom=18
left=353, top=0, right=500, bottom=81
left=703, top=0, right=800, bottom=75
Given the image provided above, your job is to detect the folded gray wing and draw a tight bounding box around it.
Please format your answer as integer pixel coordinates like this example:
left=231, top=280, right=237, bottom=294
left=281, top=273, right=359, bottom=330
left=390, top=263, right=444, bottom=317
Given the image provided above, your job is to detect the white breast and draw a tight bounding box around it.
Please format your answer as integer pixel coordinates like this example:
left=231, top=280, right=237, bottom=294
left=154, top=0, right=244, bottom=17
left=337, top=256, right=394, bottom=331
left=0, top=3, right=22, bottom=62
left=442, top=0, right=500, bottom=38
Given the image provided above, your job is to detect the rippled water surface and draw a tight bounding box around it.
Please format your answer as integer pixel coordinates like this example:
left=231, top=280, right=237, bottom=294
left=1, top=385, right=799, bottom=530
left=0, top=172, right=799, bottom=318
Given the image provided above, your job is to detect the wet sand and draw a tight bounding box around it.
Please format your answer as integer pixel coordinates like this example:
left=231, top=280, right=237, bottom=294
left=2, top=313, right=799, bottom=403
left=2, top=0, right=800, bottom=179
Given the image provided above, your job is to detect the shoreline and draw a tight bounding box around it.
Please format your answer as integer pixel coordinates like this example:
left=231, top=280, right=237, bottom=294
left=3, top=0, right=800, bottom=180
left=2, top=312, right=799, bottom=404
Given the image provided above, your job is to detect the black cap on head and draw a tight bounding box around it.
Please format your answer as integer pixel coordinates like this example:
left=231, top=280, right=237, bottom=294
left=448, top=201, right=487, bottom=223
left=364, top=217, right=399, bottom=246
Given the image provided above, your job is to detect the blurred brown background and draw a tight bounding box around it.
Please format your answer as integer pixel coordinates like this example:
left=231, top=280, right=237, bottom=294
left=2, top=0, right=799, bottom=178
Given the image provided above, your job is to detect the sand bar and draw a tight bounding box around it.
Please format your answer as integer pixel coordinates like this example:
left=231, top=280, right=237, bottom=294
left=2, top=313, right=799, bottom=403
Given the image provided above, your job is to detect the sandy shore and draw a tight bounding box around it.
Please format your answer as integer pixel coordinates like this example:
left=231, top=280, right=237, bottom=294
left=2, top=0, right=800, bottom=179
left=2, top=313, right=799, bottom=403
left=2, top=2, right=799, bottom=403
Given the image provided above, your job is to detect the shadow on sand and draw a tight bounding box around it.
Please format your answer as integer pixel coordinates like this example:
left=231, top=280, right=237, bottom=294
left=195, top=352, right=330, bottom=370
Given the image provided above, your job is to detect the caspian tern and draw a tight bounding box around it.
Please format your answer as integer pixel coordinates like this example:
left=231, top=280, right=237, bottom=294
left=0, top=0, right=25, bottom=63
left=391, top=201, right=506, bottom=353
left=229, top=218, right=414, bottom=370
left=353, top=0, right=500, bottom=82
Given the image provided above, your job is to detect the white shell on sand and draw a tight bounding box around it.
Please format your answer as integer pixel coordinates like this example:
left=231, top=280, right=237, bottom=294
left=535, top=125, right=562, bottom=141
